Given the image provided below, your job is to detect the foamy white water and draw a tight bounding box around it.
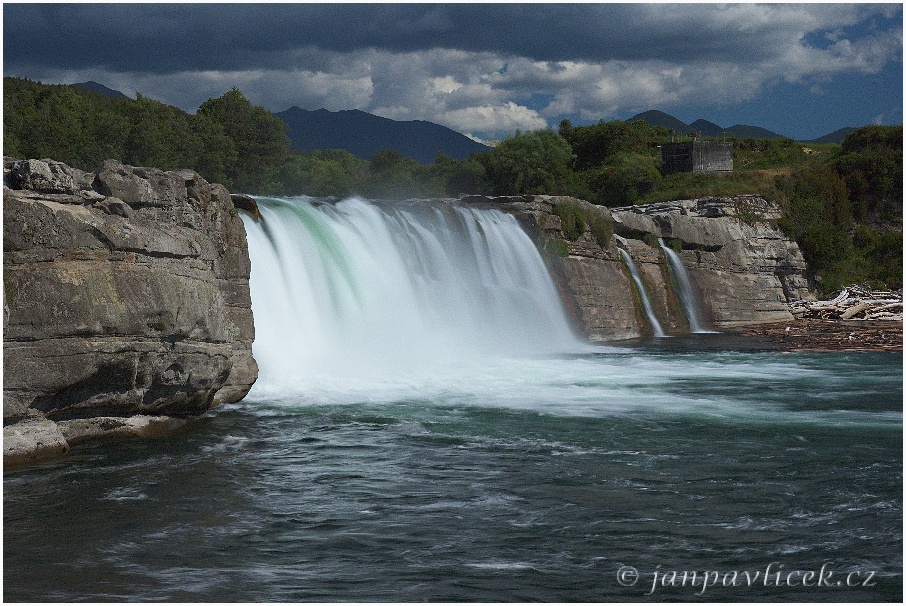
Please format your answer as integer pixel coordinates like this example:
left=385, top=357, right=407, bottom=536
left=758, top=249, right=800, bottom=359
left=241, top=196, right=588, bottom=396
left=618, top=247, right=665, bottom=337
left=659, top=237, right=712, bottom=333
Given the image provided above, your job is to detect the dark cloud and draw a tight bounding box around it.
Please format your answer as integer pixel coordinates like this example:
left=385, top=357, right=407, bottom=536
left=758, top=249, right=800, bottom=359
left=4, top=3, right=861, bottom=74
left=3, top=4, right=901, bottom=140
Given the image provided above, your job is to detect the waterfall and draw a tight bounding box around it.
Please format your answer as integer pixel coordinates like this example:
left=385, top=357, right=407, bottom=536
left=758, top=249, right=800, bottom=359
left=617, top=248, right=665, bottom=337
left=240, top=196, right=585, bottom=393
left=658, top=238, right=710, bottom=333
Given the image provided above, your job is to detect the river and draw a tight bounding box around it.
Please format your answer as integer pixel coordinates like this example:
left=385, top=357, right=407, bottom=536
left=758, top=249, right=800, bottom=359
left=4, top=197, right=901, bottom=601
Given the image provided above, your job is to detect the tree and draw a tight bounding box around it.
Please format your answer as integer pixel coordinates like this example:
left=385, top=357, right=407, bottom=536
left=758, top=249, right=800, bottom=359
left=124, top=94, right=200, bottom=170
left=559, top=119, right=668, bottom=171
left=361, top=149, right=421, bottom=198
left=197, top=88, right=291, bottom=191
left=585, top=152, right=662, bottom=207
left=483, top=130, right=575, bottom=195
left=263, top=151, right=362, bottom=197
left=835, top=125, right=902, bottom=221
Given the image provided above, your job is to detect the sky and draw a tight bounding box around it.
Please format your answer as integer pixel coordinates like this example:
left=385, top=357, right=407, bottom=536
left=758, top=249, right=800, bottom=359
left=3, top=3, right=903, bottom=142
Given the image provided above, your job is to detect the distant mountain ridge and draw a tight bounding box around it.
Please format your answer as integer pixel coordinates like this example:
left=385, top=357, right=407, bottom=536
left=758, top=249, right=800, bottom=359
left=630, top=110, right=786, bottom=139
left=809, top=127, right=858, bottom=144
left=72, top=81, right=130, bottom=99
left=57, top=81, right=859, bottom=149
left=275, top=107, right=488, bottom=164
left=630, top=110, right=868, bottom=144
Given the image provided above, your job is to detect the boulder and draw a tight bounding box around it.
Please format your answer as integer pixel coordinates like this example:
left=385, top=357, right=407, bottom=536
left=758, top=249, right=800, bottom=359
left=4, top=159, right=257, bottom=465
left=4, top=158, right=94, bottom=194
left=231, top=194, right=260, bottom=220
left=3, top=419, right=70, bottom=468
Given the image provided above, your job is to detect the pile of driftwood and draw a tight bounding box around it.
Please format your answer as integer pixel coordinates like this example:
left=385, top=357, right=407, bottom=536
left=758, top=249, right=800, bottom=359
left=790, top=286, right=903, bottom=321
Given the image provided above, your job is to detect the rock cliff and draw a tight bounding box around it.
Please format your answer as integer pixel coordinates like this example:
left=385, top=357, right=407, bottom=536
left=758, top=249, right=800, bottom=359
left=4, top=158, right=257, bottom=467
left=458, top=194, right=814, bottom=341
left=609, top=196, right=814, bottom=327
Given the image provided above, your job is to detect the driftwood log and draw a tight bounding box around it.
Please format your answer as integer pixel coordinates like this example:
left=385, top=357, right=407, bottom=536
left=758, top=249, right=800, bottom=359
left=790, top=286, right=903, bottom=321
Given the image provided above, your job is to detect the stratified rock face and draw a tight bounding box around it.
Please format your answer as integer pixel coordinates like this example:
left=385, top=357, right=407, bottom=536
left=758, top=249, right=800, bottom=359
left=610, top=196, right=814, bottom=327
left=458, top=195, right=644, bottom=341
left=3, top=158, right=257, bottom=426
left=458, top=194, right=814, bottom=341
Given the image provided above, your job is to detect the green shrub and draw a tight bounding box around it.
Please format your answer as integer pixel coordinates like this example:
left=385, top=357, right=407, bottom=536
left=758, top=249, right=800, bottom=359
left=483, top=129, right=576, bottom=195
left=552, top=200, right=612, bottom=248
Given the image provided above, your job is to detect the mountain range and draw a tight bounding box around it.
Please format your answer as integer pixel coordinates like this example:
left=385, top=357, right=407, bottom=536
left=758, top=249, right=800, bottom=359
left=275, top=107, right=488, bottom=164
left=73, top=81, right=130, bottom=99
left=71, top=82, right=860, bottom=158
left=628, top=110, right=857, bottom=143
left=630, top=110, right=788, bottom=139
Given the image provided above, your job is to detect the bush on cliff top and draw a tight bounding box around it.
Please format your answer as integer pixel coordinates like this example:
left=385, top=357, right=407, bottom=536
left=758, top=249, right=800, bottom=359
left=552, top=200, right=612, bottom=249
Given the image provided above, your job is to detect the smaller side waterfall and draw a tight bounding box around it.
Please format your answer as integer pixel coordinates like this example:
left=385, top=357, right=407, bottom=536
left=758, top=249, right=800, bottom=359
left=658, top=238, right=709, bottom=333
left=618, top=248, right=665, bottom=337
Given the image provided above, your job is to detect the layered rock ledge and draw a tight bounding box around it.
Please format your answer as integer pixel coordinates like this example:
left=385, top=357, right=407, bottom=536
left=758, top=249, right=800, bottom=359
left=457, top=194, right=814, bottom=340
left=4, top=158, right=257, bottom=469
left=608, top=196, right=815, bottom=328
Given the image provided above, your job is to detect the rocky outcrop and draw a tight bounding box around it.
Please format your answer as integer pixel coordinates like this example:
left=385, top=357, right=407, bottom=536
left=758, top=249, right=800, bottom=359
left=609, top=196, right=814, bottom=327
left=458, top=194, right=814, bottom=341
left=459, top=195, right=647, bottom=341
left=4, top=158, right=257, bottom=468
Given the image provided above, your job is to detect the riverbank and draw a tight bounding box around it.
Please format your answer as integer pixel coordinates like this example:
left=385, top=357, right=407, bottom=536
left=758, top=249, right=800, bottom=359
left=736, top=318, right=902, bottom=352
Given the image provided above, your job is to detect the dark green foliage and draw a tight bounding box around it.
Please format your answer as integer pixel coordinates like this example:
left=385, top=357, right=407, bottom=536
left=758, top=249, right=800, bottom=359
left=434, top=154, right=491, bottom=196
left=557, top=119, right=667, bottom=206
left=777, top=163, right=852, bottom=275
left=4, top=78, right=129, bottom=168
left=197, top=88, right=291, bottom=191
left=362, top=149, right=426, bottom=198
left=559, top=118, right=669, bottom=171
left=776, top=138, right=902, bottom=294
left=3, top=78, right=290, bottom=192
left=835, top=125, right=902, bottom=222
left=123, top=94, right=200, bottom=170
left=732, top=138, right=809, bottom=170
left=584, top=152, right=662, bottom=206
left=261, top=150, right=365, bottom=198
left=483, top=130, right=575, bottom=195
left=552, top=200, right=612, bottom=248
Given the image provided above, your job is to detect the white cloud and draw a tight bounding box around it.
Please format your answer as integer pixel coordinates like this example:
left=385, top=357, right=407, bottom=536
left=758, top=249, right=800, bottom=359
left=441, top=102, right=548, bottom=136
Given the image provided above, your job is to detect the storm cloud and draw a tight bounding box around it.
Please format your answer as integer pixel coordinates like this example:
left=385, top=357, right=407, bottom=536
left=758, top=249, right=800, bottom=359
left=4, top=3, right=902, bottom=140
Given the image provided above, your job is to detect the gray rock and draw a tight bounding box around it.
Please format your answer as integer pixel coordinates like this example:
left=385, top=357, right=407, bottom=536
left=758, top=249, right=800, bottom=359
left=6, top=158, right=94, bottom=194
left=610, top=195, right=814, bottom=327
left=460, top=194, right=814, bottom=340
left=57, top=415, right=188, bottom=447
left=94, top=196, right=134, bottom=218
left=231, top=194, right=260, bottom=220
left=3, top=419, right=70, bottom=468
left=4, top=159, right=257, bottom=438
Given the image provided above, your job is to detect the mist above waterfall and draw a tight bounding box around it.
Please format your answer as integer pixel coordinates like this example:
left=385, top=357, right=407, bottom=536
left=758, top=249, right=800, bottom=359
left=241, top=196, right=585, bottom=396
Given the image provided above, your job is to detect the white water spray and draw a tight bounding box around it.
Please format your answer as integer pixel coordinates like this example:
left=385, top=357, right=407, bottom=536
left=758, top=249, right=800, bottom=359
left=617, top=248, right=665, bottom=337
left=241, top=196, right=586, bottom=395
left=658, top=238, right=711, bottom=333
